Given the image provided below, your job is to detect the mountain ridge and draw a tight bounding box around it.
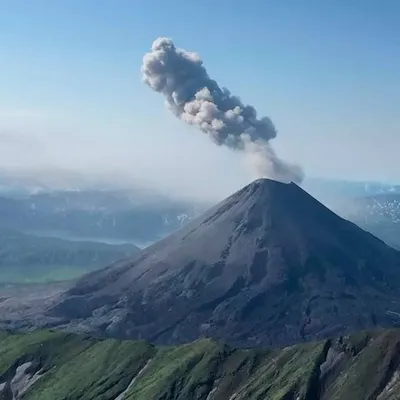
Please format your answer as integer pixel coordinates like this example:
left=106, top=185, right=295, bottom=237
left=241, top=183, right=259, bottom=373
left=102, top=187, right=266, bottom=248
left=2, top=327, right=400, bottom=399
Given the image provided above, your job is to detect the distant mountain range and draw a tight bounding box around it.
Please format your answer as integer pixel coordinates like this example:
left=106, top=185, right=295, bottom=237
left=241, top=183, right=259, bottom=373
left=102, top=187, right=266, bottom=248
left=0, top=190, right=200, bottom=246
left=301, top=178, right=400, bottom=250
left=0, top=169, right=399, bottom=250
left=333, top=193, right=400, bottom=250
left=303, top=177, right=400, bottom=202
left=0, top=173, right=398, bottom=291
left=0, top=229, right=139, bottom=284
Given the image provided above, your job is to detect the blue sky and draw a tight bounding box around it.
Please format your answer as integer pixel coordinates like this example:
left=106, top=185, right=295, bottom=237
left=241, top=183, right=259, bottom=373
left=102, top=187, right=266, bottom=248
left=0, top=0, right=399, bottom=200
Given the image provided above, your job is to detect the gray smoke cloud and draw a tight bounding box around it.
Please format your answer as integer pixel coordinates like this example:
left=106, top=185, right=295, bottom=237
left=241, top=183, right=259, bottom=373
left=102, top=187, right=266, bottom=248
left=141, top=37, right=303, bottom=183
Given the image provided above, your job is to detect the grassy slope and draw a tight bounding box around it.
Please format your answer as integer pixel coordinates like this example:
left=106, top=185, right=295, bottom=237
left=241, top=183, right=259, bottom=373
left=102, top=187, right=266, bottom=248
left=1, top=329, right=400, bottom=399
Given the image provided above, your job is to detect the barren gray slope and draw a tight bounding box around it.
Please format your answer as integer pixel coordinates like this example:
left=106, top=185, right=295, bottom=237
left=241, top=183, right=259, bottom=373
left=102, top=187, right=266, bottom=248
left=16, top=179, right=400, bottom=347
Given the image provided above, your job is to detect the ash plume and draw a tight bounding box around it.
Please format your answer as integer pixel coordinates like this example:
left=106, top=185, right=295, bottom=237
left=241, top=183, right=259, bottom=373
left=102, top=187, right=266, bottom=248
left=141, top=37, right=303, bottom=183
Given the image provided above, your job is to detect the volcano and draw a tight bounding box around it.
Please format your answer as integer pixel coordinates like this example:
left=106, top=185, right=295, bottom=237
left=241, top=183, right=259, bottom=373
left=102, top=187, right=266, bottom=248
left=34, top=179, right=400, bottom=346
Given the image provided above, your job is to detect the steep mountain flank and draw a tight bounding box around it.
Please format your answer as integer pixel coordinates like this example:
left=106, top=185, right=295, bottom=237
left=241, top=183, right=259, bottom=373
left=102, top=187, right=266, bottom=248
left=46, top=179, right=400, bottom=347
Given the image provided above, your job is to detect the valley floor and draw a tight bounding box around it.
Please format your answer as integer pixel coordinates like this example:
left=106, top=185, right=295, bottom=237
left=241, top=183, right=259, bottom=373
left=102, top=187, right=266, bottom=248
left=1, top=328, right=400, bottom=399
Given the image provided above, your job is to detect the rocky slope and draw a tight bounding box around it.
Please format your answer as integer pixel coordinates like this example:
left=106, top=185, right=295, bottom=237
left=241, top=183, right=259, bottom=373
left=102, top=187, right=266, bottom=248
left=36, top=178, right=400, bottom=348
left=2, top=328, right=400, bottom=399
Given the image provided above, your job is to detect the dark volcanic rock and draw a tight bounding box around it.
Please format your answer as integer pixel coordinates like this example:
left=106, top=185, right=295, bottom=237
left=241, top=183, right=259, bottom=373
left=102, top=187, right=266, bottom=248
left=5, top=179, right=400, bottom=347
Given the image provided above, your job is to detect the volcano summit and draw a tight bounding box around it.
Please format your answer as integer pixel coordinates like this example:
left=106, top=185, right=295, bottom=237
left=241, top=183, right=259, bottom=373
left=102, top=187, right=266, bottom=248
left=4, top=179, right=400, bottom=348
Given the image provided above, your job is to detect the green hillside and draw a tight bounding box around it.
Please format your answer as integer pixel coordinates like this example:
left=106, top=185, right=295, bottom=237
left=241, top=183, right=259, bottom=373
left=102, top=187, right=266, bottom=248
left=1, top=328, right=400, bottom=399
left=0, top=229, right=138, bottom=283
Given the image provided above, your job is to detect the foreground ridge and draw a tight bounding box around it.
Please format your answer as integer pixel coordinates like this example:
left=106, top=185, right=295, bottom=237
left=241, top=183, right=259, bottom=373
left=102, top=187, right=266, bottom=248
left=1, top=328, right=400, bottom=399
